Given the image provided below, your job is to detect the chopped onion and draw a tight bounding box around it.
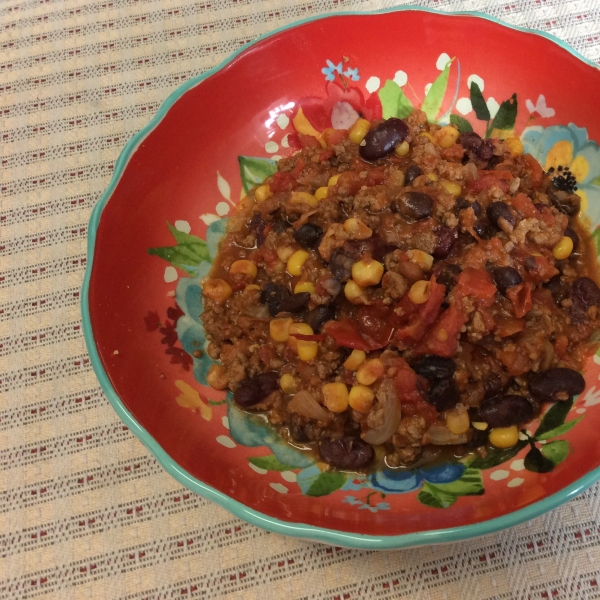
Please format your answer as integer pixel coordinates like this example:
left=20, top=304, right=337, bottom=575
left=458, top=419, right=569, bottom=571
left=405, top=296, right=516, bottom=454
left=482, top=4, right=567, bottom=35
left=288, top=390, right=331, bottom=422
left=463, top=162, right=479, bottom=180
left=243, top=304, right=270, bottom=319
left=424, top=142, right=440, bottom=158
left=422, top=423, right=469, bottom=445
left=361, top=379, right=401, bottom=445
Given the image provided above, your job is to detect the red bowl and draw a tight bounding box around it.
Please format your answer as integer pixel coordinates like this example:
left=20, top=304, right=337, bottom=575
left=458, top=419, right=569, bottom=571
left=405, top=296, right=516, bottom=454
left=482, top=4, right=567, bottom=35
left=82, top=7, right=600, bottom=548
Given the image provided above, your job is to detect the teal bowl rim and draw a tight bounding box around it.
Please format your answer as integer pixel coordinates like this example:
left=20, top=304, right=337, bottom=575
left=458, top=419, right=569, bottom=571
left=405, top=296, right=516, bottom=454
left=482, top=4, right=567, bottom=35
left=81, top=5, right=600, bottom=549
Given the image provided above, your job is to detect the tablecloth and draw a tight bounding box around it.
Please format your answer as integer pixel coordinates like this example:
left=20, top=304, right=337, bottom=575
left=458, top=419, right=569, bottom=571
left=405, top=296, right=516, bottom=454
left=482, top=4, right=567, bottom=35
left=2, top=0, right=600, bottom=598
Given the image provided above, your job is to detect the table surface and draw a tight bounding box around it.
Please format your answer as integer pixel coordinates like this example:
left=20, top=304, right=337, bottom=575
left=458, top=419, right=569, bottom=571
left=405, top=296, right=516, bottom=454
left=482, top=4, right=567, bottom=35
left=2, top=0, right=600, bottom=598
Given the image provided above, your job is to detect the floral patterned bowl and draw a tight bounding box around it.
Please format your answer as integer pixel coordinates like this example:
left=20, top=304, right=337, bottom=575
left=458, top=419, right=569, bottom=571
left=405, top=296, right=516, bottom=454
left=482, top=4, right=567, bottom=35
left=82, top=7, right=600, bottom=548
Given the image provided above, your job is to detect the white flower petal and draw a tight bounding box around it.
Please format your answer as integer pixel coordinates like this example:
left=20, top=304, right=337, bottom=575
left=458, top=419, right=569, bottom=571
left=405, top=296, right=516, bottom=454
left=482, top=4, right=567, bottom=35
left=164, top=266, right=178, bottom=283
left=249, top=463, right=267, bottom=475
left=424, top=83, right=432, bottom=95
left=174, top=220, right=191, bottom=234
left=277, top=114, right=290, bottom=129
left=331, top=101, right=360, bottom=129
left=526, top=98, right=536, bottom=114
left=487, top=97, right=500, bottom=119
left=436, top=53, right=451, bottom=71
left=216, top=171, right=231, bottom=201
left=584, top=386, right=600, bottom=407
left=507, top=477, right=524, bottom=488
left=200, top=214, right=220, bottom=225
left=221, top=416, right=229, bottom=430
left=281, top=133, right=290, bottom=149
left=365, top=76, right=380, bottom=93
left=510, top=459, right=525, bottom=472
left=216, top=202, right=230, bottom=216
left=393, top=70, right=408, bottom=86
left=216, top=435, right=236, bottom=448
left=281, top=471, right=297, bottom=482
left=490, top=470, right=509, bottom=481
left=467, top=74, right=484, bottom=92
left=265, top=141, right=279, bottom=153
left=269, top=483, right=288, bottom=494
left=456, top=97, right=472, bottom=115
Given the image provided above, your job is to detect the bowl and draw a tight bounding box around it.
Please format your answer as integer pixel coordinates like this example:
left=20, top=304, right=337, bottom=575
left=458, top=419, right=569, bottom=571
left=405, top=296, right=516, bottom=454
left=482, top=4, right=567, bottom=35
left=82, top=7, right=600, bottom=549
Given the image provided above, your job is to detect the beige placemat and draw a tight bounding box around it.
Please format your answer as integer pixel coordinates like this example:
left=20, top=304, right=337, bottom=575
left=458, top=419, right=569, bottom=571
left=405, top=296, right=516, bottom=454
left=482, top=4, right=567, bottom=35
left=2, top=0, right=600, bottom=598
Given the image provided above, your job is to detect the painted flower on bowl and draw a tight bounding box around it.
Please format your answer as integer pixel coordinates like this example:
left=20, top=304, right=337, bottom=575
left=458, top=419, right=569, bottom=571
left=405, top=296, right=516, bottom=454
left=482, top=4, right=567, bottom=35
left=521, top=123, right=600, bottom=224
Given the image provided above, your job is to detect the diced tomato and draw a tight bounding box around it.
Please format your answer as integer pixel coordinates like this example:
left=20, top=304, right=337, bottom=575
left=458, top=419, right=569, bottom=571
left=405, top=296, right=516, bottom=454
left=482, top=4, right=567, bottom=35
left=394, top=360, right=426, bottom=404
left=537, top=205, right=556, bottom=227
left=324, top=319, right=386, bottom=352
left=532, top=287, right=556, bottom=312
left=321, top=128, right=348, bottom=147
left=364, top=167, right=386, bottom=187
left=402, top=399, right=439, bottom=427
left=523, top=153, right=544, bottom=188
left=466, top=175, right=510, bottom=194
left=261, top=247, right=279, bottom=267
left=554, top=334, right=569, bottom=358
left=268, top=171, right=297, bottom=193
left=297, top=133, right=321, bottom=149
left=520, top=255, right=558, bottom=284
left=415, top=305, right=467, bottom=357
left=511, top=192, right=538, bottom=219
left=334, top=170, right=363, bottom=196
left=455, top=268, right=497, bottom=307
left=290, top=158, right=306, bottom=178
left=477, top=169, right=513, bottom=181
left=396, top=278, right=446, bottom=345
left=356, top=303, right=395, bottom=347
left=497, top=347, right=531, bottom=376
left=506, top=283, right=533, bottom=318
left=494, top=317, right=526, bottom=338
left=318, top=149, right=335, bottom=162
left=293, top=333, right=328, bottom=342
left=285, top=132, right=302, bottom=151
left=440, top=143, right=465, bottom=162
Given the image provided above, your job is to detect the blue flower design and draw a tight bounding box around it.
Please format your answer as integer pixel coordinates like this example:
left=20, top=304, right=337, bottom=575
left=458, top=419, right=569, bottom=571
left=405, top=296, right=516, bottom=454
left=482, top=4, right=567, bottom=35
left=321, top=59, right=343, bottom=81
left=521, top=123, right=600, bottom=226
left=343, top=496, right=390, bottom=513
left=370, top=462, right=466, bottom=494
left=343, top=67, right=360, bottom=82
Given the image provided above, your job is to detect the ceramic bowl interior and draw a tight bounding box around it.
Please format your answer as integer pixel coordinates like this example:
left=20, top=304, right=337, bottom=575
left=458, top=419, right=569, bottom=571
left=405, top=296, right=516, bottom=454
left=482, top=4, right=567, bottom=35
left=83, top=8, right=600, bottom=548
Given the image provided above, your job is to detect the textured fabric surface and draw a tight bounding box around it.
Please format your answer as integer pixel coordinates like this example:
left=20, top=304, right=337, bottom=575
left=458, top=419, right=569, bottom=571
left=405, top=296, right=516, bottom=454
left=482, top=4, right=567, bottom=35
left=2, top=0, right=600, bottom=598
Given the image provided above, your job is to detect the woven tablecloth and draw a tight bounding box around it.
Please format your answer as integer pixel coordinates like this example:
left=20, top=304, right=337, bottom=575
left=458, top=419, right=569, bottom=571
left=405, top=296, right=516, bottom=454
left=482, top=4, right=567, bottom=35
left=3, top=0, right=600, bottom=598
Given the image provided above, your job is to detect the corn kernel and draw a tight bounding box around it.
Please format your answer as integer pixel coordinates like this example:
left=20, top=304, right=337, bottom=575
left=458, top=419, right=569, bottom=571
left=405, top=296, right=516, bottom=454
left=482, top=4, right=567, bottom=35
left=505, top=137, right=524, bottom=157
left=427, top=172, right=438, bottom=182
left=348, top=385, right=375, bottom=413
left=322, top=382, right=349, bottom=413
left=394, top=140, right=410, bottom=157
left=406, top=249, right=434, bottom=272
left=328, top=174, right=341, bottom=187
left=288, top=323, right=313, bottom=350
left=344, top=349, right=366, bottom=371
left=440, top=179, right=462, bottom=197
left=294, top=281, right=315, bottom=295
left=206, top=364, right=228, bottom=390
left=349, top=118, right=371, bottom=144
left=244, top=284, right=260, bottom=293
left=471, top=421, right=489, bottom=431
left=408, top=280, right=430, bottom=304
left=229, top=259, right=258, bottom=279
left=290, top=191, right=319, bottom=207
left=552, top=235, right=574, bottom=260
left=344, top=280, right=366, bottom=303
left=280, top=374, right=297, bottom=395
left=418, top=132, right=435, bottom=143
left=314, top=186, right=329, bottom=201
left=343, top=217, right=373, bottom=240
left=276, top=246, right=294, bottom=263
left=254, top=184, right=272, bottom=202
left=434, top=125, right=460, bottom=149
left=297, top=340, right=318, bottom=361
left=202, top=279, right=233, bottom=303
left=445, top=406, right=470, bottom=435
left=352, top=258, right=384, bottom=287
left=270, top=317, right=294, bottom=342
left=356, top=358, right=385, bottom=386
left=489, top=425, right=519, bottom=449
left=287, top=249, right=310, bottom=276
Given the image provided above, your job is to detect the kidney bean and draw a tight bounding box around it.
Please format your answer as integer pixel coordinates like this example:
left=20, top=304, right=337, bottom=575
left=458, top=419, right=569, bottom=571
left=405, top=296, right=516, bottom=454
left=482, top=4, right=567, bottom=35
left=487, top=202, right=516, bottom=230
left=479, top=394, right=536, bottom=427
left=234, top=372, right=280, bottom=408
left=492, top=266, right=523, bottom=291
left=305, top=305, right=335, bottom=333
left=319, top=436, right=375, bottom=470
left=426, top=379, right=460, bottom=411
left=405, top=164, right=423, bottom=185
left=572, top=277, right=600, bottom=308
left=434, top=227, right=457, bottom=259
left=548, top=187, right=580, bottom=216
left=329, top=250, right=355, bottom=282
left=434, top=263, right=462, bottom=291
left=261, top=283, right=291, bottom=316
left=458, top=132, right=494, bottom=160
left=394, top=191, right=434, bottom=221
left=293, top=223, right=324, bottom=249
left=544, top=275, right=568, bottom=305
left=528, top=367, right=585, bottom=402
left=248, top=212, right=267, bottom=246
left=278, top=292, right=310, bottom=313
left=412, top=355, right=456, bottom=381
left=564, top=226, right=579, bottom=251
left=359, top=118, right=409, bottom=161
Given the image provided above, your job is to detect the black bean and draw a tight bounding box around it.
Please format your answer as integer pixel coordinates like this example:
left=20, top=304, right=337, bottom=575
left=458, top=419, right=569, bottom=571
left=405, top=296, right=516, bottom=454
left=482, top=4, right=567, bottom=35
left=433, top=227, right=457, bottom=259
left=395, top=191, right=434, bottom=222
left=434, top=263, right=462, bottom=291
left=271, top=218, right=288, bottom=235
left=492, top=266, right=522, bottom=291
left=458, top=132, right=494, bottom=160
left=426, top=379, right=460, bottom=411
left=405, top=164, right=423, bottom=185
left=487, top=202, right=516, bottom=230
left=484, top=373, right=507, bottom=399
left=329, top=250, right=354, bottom=282
left=466, top=427, right=489, bottom=448
left=234, top=372, right=280, bottom=408
left=524, top=257, right=537, bottom=272
left=319, top=437, right=375, bottom=470
left=528, top=368, right=586, bottom=402
left=564, top=226, right=579, bottom=251
left=359, top=118, right=409, bottom=161
left=456, top=197, right=482, bottom=216
left=479, top=394, right=536, bottom=427
left=305, top=305, right=335, bottom=333
left=320, top=277, right=342, bottom=300
left=372, top=242, right=401, bottom=263
left=278, top=292, right=310, bottom=313
left=413, top=356, right=456, bottom=381
left=260, top=283, right=291, bottom=316
left=293, top=223, right=323, bottom=250
left=248, top=212, right=267, bottom=246
left=572, top=277, right=600, bottom=309
left=289, top=414, right=309, bottom=443
left=544, top=275, right=569, bottom=305
left=548, top=187, right=580, bottom=216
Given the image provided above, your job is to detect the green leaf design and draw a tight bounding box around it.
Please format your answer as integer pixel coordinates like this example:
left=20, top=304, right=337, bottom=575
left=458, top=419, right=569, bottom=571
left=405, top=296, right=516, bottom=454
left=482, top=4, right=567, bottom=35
left=469, top=82, right=490, bottom=122
left=590, top=228, right=600, bottom=256
left=248, top=455, right=295, bottom=472
left=306, top=471, right=347, bottom=497
left=422, top=58, right=454, bottom=123
left=468, top=440, right=527, bottom=470
left=534, top=399, right=573, bottom=438
left=450, top=114, right=473, bottom=133
left=489, top=93, right=518, bottom=133
left=238, top=156, right=278, bottom=194
left=541, top=440, right=570, bottom=466
left=147, top=222, right=210, bottom=274
left=524, top=446, right=555, bottom=473
left=417, top=468, right=483, bottom=509
left=591, top=175, right=600, bottom=186
left=535, top=417, right=583, bottom=441
left=418, top=483, right=458, bottom=508
left=378, top=80, right=414, bottom=119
